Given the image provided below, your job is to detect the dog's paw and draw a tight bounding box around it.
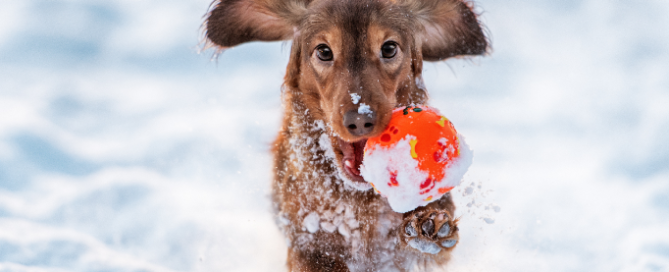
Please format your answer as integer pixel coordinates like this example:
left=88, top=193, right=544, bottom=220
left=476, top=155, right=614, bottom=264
left=402, top=209, right=458, bottom=254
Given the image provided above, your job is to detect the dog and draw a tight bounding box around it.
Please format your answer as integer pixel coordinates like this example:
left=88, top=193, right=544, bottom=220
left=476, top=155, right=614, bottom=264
left=203, top=0, right=488, bottom=271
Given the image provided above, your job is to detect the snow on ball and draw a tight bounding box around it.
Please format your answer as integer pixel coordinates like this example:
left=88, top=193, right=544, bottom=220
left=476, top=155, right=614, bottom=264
left=360, top=106, right=473, bottom=213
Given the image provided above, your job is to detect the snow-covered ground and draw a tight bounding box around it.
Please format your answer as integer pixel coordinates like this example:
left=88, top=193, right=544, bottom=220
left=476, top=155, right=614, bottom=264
left=1, top=0, right=668, bottom=271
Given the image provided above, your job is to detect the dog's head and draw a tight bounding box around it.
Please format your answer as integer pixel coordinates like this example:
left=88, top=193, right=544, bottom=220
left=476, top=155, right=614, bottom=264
left=205, top=0, right=487, bottom=189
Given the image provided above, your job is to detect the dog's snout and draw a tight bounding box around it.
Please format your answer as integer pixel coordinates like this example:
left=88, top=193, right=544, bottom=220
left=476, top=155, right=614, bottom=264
left=344, top=110, right=376, bottom=136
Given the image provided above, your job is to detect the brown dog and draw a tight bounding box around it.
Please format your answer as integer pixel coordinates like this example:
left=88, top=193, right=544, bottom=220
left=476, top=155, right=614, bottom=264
left=203, top=0, right=487, bottom=271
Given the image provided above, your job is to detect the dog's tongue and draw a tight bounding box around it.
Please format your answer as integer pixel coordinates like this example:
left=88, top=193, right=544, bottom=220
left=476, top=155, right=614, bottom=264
left=340, top=139, right=367, bottom=176
left=352, top=140, right=366, bottom=173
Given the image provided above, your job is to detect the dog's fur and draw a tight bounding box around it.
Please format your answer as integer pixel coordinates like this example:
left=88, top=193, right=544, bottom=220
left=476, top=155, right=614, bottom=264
left=203, top=0, right=488, bottom=271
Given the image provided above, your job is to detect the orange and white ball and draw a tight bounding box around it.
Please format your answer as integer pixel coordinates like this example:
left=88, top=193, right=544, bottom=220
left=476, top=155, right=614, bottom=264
left=360, top=106, right=473, bottom=213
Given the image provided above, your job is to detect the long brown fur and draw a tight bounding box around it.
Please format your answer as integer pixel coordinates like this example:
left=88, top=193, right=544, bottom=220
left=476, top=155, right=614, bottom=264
left=203, top=0, right=488, bottom=271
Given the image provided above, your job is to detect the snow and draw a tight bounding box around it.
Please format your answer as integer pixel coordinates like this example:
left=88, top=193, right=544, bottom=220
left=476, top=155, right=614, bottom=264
left=440, top=239, right=457, bottom=248
left=415, top=76, right=426, bottom=91
left=338, top=168, right=373, bottom=191
left=320, top=221, right=337, bottom=233
left=360, top=136, right=425, bottom=211
left=0, top=0, right=669, bottom=271
left=360, top=134, right=472, bottom=213
left=409, top=239, right=442, bottom=254
left=317, top=121, right=337, bottom=161
left=350, top=93, right=361, bottom=104
left=303, top=212, right=320, bottom=233
left=357, top=103, right=372, bottom=115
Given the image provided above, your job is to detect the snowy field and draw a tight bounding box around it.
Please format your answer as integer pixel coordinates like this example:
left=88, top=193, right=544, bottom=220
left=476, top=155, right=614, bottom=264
left=1, top=0, right=668, bottom=271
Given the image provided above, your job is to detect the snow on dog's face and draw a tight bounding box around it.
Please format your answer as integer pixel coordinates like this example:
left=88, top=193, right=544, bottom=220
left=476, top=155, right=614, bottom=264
left=204, top=0, right=487, bottom=189
left=295, top=1, right=419, bottom=189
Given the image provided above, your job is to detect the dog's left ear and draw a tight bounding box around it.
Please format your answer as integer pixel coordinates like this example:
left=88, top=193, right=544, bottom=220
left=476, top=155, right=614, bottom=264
left=205, top=0, right=307, bottom=49
left=406, top=0, right=488, bottom=61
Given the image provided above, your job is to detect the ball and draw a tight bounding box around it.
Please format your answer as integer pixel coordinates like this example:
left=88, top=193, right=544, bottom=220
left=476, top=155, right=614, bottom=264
left=360, top=106, right=473, bottom=213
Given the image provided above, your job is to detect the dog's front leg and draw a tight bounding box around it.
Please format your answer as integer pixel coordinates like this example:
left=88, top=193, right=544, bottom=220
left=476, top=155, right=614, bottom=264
left=287, top=248, right=350, bottom=272
left=399, top=193, right=460, bottom=255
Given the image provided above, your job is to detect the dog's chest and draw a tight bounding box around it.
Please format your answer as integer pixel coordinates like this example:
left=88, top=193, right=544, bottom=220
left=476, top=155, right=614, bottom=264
left=276, top=116, right=423, bottom=270
left=286, top=197, right=405, bottom=258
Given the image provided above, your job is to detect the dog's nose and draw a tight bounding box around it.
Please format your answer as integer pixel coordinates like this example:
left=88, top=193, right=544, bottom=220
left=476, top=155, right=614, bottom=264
left=344, top=110, right=376, bottom=136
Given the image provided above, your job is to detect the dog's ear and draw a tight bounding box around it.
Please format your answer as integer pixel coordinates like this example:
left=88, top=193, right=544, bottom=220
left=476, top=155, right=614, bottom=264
left=205, top=0, right=307, bottom=48
left=406, top=0, right=488, bottom=61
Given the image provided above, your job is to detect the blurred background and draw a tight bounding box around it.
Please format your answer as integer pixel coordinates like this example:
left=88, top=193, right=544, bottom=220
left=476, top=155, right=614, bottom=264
left=0, top=0, right=668, bottom=271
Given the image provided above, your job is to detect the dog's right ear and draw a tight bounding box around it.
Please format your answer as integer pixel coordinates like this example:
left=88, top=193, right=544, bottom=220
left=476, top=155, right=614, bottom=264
left=205, top=0, right=307, bottom=49
left=404, top=0, right=488, bottom=61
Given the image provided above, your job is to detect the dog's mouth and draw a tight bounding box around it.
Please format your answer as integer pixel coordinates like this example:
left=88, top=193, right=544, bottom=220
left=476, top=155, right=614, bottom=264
left=337, top=137, right=369, bottom=188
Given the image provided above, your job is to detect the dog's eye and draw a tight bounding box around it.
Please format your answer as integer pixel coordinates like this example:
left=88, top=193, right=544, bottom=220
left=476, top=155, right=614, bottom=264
left=381, top=42, right=397, bottom=58
left=316, top=45, right=333, bottom=61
